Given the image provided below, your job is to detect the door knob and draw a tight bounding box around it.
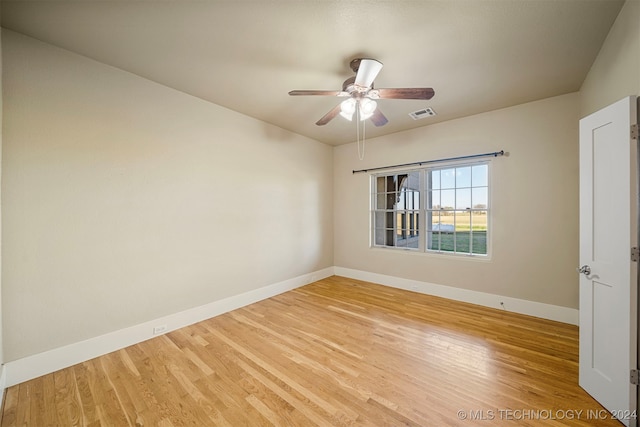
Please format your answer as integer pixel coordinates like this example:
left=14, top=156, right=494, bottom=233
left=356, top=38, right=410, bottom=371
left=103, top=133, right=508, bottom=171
left=577, top=265, right=591, bottom=275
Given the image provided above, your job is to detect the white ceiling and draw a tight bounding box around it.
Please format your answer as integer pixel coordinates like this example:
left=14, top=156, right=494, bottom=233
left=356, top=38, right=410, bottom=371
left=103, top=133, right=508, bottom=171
left=0, top=0, right=625, bottom=146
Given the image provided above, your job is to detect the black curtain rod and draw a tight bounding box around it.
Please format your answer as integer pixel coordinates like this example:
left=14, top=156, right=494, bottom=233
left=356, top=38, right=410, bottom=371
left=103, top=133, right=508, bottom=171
left=352, top=150, right=505, bottom=174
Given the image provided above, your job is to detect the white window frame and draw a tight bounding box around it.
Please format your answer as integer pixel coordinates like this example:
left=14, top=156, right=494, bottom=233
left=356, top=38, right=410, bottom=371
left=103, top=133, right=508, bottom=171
left=370, top=161, right=490, bottom=257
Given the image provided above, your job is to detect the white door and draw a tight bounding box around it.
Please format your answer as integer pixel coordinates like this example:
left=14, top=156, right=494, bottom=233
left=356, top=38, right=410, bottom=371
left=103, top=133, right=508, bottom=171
left=579, top=96, right=638, bottom=427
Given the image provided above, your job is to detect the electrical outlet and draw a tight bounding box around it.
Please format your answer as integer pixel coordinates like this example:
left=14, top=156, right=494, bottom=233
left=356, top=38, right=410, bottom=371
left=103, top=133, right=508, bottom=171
left=153, top=325, right=168, bottom=335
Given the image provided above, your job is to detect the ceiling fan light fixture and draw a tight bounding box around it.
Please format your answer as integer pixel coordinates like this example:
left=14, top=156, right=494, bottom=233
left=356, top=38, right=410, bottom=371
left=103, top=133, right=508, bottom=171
left=340, top=111, right=354, bottom=121
left=358, top=98, right=377, bottom=121
left=340, top=98, right=356, bottom=121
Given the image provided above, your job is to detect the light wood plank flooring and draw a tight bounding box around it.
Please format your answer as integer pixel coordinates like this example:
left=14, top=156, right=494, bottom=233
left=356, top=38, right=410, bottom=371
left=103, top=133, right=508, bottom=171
left=1, top=276, right=623, bottom=426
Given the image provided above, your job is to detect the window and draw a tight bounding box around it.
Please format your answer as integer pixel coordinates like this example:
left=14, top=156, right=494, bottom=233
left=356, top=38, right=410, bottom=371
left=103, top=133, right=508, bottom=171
left=373, top=172, right=421, bottom=249
left=426, top=164, right=488, bottom=255
left=371, top=162, right=489, bottom=256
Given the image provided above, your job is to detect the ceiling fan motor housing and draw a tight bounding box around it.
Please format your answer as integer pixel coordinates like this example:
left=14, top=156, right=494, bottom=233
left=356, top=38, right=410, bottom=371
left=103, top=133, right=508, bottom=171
left=342, top=77, right=371, bottom=97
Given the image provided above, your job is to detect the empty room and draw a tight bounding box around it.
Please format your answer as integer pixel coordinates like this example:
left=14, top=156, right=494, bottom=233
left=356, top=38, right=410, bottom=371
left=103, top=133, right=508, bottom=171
left=0, top=0, right=639, bottom=425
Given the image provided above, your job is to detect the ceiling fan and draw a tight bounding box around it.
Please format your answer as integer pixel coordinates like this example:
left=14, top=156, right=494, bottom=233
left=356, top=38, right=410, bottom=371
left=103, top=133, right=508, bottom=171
left=289, top=58, right=435, bottom=127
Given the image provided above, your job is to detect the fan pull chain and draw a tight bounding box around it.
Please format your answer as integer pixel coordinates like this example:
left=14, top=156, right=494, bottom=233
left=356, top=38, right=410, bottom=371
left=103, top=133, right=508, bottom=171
left=357, top=102, right=366, bottom=161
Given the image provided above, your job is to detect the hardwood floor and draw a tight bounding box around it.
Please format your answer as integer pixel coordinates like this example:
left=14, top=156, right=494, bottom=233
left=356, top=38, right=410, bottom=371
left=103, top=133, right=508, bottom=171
left=1, top=276, right=623, bottom=426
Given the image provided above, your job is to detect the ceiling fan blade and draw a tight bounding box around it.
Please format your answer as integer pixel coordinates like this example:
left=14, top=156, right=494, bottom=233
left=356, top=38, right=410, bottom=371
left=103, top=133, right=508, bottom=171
left=354, top=59, right=383, bottom=88
left=373, top=88, right=435, bottom=100
left=370, top=108, right=388, bottom=127
left=289, top=90, right=348, bottom=96
left=316, top=103, right=342, bottom=126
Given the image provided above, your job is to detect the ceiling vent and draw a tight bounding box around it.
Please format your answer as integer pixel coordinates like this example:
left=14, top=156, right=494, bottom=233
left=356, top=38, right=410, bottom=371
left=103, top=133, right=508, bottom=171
left=409, top=107, right=436, bottom=120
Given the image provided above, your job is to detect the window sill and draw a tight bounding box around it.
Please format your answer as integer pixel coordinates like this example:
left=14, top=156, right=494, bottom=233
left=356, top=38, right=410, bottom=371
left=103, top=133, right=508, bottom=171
left=369, top=245, right=492, bottom=261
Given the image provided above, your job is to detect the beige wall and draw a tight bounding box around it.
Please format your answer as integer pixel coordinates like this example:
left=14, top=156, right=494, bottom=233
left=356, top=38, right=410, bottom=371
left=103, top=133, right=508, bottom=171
left=334, top=93, right=580, bottom=309
left=580, top=0, right=640, bottom=116
left=1, top=30, right=333, bottom=361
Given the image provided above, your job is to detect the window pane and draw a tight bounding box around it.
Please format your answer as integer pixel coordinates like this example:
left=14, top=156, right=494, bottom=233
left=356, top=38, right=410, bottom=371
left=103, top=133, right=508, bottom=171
left=441, top=168, right=456, bottom=189
left=454, top=210, right=471, bottom=232
left=456, top=231, right=471, bottom=253
left=472, top=164, right=488, bottom=187
left=404, top=193, right=410, bottom=210
left=374, top=212, right=386, bottom=228
left=376, top=193, right=387, bottom=209
left=429, top=190, right=440, bottom=209
left=408, top=233, right=419, bottom=249
left=472, top=231, right=487, bottom=255
left=386, top=211, right=394, bottom=228
left=402, top=191, right=409, bottom=209
left=375, top=229, right=385, bottom=245
left=387, top=192, right=398, bottom=209
left=456, top=188, right=471, bottom=210
left=470, top=209, right=488, bottom=253
left=377, top=176, right=385, bottom=192
left=429, top=170, right=441, bottom=190
left=440, top=231, right=454, bottom=252
left=471, top=211, right=488, bottom=232
left=472, top=187, right=488, bottom=209
left=386, top=176, right=396, bottom=192
left=456, top=167, right=471, bottom=188
left=407, top=172, right=420, bottom=190
left=426, top=211, right=438, bottom=231
left=398, top=191, right=407, bottom=210
left=441, top=189, right=455, bottom=210
left=385, top=228, right=395, bottom=246
left=398, top=174, right=408, bottom=191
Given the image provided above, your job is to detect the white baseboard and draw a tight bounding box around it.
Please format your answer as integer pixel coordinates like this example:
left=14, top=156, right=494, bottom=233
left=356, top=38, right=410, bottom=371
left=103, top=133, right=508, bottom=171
left=334, top=267, right=579, bottom=326
left=3, top=266, right=578, bottom=389
left=3, top=267, right=334, bottom=388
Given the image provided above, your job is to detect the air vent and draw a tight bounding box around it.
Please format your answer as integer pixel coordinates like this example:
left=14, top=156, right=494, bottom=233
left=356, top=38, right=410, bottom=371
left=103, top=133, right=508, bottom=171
left=409, top=107, right=436, bottom=120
